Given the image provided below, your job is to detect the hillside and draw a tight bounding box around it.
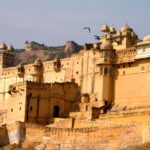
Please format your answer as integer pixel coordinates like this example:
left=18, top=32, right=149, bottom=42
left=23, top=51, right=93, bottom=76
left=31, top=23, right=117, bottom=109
left=14, top=41, right=83, bottom=65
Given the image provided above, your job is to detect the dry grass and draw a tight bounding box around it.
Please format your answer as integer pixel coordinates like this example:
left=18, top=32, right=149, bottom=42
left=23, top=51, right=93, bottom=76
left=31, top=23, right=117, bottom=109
left=123, top=143, right=150, bottom=150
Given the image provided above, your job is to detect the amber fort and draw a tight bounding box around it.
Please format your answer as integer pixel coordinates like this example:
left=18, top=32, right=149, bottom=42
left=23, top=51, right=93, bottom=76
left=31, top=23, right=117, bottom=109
left=1, top=24, right=150, bottom=149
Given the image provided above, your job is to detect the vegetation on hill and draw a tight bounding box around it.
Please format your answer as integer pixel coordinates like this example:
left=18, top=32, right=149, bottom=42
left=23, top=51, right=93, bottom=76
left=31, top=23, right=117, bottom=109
left=14, top=41, right=83, bottom=65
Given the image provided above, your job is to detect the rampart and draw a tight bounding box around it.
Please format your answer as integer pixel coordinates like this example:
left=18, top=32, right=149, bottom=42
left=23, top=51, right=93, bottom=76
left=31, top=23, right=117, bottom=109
left=24, top=122, right=144, bottom=150
left=1, top=120, right=150, bottom=149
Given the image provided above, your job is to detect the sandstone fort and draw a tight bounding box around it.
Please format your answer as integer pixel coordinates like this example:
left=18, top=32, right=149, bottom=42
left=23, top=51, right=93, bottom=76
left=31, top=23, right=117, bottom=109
left=1, top=24, right=150, bottom=149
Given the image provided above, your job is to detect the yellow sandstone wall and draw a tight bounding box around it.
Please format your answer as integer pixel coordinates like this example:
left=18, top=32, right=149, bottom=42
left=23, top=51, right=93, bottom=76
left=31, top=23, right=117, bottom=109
left=114, top=59, right=150, bottom=107
left=0, top=49, right=101, bottom=102
left=24, top=122, right=145, bottom=150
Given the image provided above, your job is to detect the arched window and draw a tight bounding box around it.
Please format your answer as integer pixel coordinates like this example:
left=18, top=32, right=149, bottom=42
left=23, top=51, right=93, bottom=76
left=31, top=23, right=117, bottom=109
left=100, top=67, right=103, bottom=75
left=109, top=68, right=112, bottom=76
left=141, top=66, right=145, bottom=72
left=53, top=105, right=60, bottom=118
left=104, top=67, right=108, bottom=75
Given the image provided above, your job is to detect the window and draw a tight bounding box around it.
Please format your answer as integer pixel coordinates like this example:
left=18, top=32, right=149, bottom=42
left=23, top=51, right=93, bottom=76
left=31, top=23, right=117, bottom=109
left=19, top=107, right=21, bottom=111
left=11, top=108, right=13, bottom=112
left=123, top=71, right=125, bottom=75
left=129, top=63, right=131, bottom=67
left=53, top=105, right=60, bottom=117
left=71, top=78, right=75, bottom=83
left=86, top=106, right=88, bottom=111
left=141, top=66, right=145, bottom=72
left=100, top=67, right=103, bottom=75
left=76, top=71, right=79, bottom=74
left=101, top=51, right=104, bottom=57
left=109, top=68, right=113, bottom=75
left=104, top=68, right=108, bottom=75
left=104, top=52, right=108, bottom=57
left=30, top=107, right=33, bottom=111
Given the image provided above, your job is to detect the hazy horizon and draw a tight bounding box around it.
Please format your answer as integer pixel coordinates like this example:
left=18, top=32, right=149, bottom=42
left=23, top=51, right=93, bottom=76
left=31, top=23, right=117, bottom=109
left=0, top=0, right=150, bottom=48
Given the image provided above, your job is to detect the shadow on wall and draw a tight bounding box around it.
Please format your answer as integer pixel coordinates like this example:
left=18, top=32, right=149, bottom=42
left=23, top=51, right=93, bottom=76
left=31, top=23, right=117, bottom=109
left=0, top=126, right=9, bottom=147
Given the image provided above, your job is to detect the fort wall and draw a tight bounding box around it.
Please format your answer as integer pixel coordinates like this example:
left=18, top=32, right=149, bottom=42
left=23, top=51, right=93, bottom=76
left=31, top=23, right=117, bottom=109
left=114, top=59, right=150, bottom=107
left=24, top=122, right=144, bottom=150
left=1, top=114, right=150, bottom=149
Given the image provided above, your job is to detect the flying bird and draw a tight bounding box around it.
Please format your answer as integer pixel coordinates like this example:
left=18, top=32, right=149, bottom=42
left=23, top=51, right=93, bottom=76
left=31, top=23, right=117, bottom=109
left=94, top=35, right=100, bottom=40
left=83, top=27, right=91, bottom=33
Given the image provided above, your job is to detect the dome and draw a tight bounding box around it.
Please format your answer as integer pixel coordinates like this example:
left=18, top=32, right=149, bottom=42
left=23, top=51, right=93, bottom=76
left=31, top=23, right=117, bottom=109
left=34, top=58, right=42, bottom=65
left=131, top=31, right=136, bottom=37
left=100, top=41, right=113, bottom=50
left=116, top=31, right=122, bottom=36
left=101, top=24, right=110, bottom=32
left=7, top=45, right=14, bottom=51
left=106, top=34, right=111, bottom=39
left=0, top=43, right=7, bottom=50
left=109, top=26, right=116, bottom=34
left=120, top=23, right=133, bottom=33
left=143, top=35, right=150, bottom=41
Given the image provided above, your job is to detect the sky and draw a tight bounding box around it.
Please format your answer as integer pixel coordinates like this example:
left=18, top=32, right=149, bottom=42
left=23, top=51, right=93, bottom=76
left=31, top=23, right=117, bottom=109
left=0, top=0, right=150, bottom=48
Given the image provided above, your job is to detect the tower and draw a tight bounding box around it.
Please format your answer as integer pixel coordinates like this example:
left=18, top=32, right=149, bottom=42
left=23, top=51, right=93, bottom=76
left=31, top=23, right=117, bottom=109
left=97, top=24, right=115, bottom=107
left=31, top=59, right=43, bottom=83
left=113, top=23, right=138, bottom=50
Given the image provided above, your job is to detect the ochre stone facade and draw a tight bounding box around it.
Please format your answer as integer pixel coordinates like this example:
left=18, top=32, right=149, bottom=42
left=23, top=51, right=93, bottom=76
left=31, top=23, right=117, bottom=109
left=1, top=24, right=150, bottom=123
left=1, top=23, right=150, bottom=149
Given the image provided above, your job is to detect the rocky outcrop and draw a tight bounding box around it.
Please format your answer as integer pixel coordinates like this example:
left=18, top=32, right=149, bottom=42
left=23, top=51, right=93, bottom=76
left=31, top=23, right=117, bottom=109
left=64, top=41, right=82, bottom=53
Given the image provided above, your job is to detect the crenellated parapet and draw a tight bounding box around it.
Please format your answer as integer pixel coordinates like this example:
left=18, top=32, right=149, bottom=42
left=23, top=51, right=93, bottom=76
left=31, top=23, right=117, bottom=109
left=115, top=47, right=136, bottom=64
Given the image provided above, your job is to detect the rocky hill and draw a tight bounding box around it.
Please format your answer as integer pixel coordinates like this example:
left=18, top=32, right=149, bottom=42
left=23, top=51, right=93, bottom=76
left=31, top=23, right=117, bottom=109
left=14, top=41, right=83, bottom=65
left=64, top=41, right=82, bottom=53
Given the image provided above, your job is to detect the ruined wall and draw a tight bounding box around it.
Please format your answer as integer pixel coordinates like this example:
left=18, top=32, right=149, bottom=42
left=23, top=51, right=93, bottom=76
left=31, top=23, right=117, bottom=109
left=6, top=122, right=25, bottom=145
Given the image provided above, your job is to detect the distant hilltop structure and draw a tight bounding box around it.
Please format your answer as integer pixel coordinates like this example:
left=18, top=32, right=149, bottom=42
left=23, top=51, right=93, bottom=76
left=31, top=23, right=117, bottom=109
left=64, top=41, right=82, bottom=53
left=24, top=40, right=82, bottom=53
left=25, top=41, right=47, bottom=51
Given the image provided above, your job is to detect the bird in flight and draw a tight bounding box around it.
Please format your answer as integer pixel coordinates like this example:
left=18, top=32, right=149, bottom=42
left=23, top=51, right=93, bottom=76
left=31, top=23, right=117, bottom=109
left=83, top=27, right=91, bottom=33
left=93, top=35, right=100, bottom=40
